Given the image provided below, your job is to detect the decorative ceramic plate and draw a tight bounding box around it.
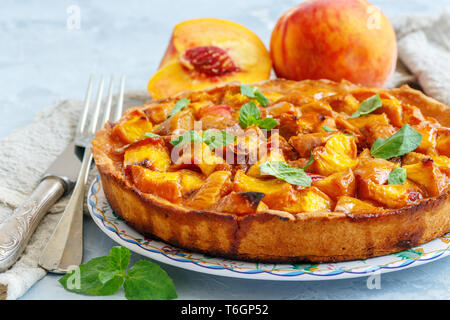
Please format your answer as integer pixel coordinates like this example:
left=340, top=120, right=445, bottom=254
left=88, top=175, right=450, bottom=280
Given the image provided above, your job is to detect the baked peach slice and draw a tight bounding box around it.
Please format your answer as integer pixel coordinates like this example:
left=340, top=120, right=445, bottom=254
left=147, top=18, right=271, bottom=99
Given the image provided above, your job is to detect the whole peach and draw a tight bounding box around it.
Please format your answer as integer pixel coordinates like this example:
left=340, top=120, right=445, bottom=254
left=270, top=0, right=397, bottom=87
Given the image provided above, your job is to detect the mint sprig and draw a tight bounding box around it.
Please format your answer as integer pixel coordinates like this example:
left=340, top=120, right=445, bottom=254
left=170, top=130, right=203, bottom=147
left=370, top=124, right=422, bottom=159
left=170, top=129, right=235, bottom=149
left=144, top=132, right=160, bottom=138
left=168, top=98, right=190, bottom=118
left=59, top=246, right=177, bottom=300
left=240, top=84, right=268, bottom=107
left=350, top=94, right=382, bottom=118
left=238, top=101, right=277, bottom=130
left=388, top=167, right=407, bottom=185
left=259, top=161, right=312, bottom=187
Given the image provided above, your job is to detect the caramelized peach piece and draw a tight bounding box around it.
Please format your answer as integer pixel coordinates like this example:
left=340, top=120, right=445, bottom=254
left=404, top=152, right=450, bottom=177
left=179, top=169, right=205, bottom=197
left=361, top=181, right=416, bottom=209
left=267, top=132, right=298, bottom=161
left=174, top=142, right=225, bottom=176
left=412, top=122, right=437, bottom=155
left=233, top=170, right=293, bottom=210
left=124, top=139, right=171, bottom=171
left=437, top=128, right=450, bottom=157
left=403, top=159, right=449, bottom=197
left=312, top=168, right=356, bottom=200
left=153, top=109, right=194, bottom=136
left=289, top=132, right=335, bottom=158
left=264, top=101, right=300, bottom=118
left=130, top=165, right=182, bottom=203
left=335, top=196, right=382, bottom=214
left=283, top=187, right=332, bottom=213
left=378, top=99, right=403, bottom=127
left=402, top=104, right=425, bottom=125
left=148, top=18, right=271, bottom=99
left=312, top=134, right=358, bottom=176
left=354, top=152, right=396, bottom=185
left=112, top=111, right=153, bottom=144
left=185, top=170, right=231, bottom=209
left=196, top=104, right=232, bottom=120
left=325, top=94, right=360, bottom=115
left=246, top=150, right=286, bottom=178
left=213, top=191, right=265, bottom=215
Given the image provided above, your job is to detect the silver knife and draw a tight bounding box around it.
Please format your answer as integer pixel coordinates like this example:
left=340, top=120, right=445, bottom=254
left=0, top=142, right=82, bottom=272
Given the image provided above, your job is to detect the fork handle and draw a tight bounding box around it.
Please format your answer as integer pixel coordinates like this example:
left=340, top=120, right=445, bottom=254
left=0, top=177, right=65, bottom=272
left=39, top=149, right=92, bottom=273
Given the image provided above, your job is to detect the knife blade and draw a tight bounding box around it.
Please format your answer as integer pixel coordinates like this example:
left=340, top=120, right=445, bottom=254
left=0, top=142, right=82, bottom=272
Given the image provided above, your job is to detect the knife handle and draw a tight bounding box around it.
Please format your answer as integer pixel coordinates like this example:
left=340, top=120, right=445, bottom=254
left=39, top=149, right=92, bottom=273
left=0, top=177, right=65, bottom=272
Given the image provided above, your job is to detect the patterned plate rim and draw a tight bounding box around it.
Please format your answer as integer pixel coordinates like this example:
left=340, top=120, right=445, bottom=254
left=88, top=175, right=450, bottom=280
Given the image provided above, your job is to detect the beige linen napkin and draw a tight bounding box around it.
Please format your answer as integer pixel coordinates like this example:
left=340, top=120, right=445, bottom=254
left=1, top=10, right=450, bottom=300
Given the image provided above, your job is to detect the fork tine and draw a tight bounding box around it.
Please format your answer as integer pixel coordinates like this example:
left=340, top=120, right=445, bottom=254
left=76, top=74, right=94, bottom=136
left=88, top=75, right=105, bottom=136
left=101, top=76, right=114, bottom=126
left=113, top=75, right=125, bottom=122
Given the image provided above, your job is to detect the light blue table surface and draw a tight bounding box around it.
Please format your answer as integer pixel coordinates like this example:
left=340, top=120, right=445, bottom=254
left=1, top=0, right=449, bottom=300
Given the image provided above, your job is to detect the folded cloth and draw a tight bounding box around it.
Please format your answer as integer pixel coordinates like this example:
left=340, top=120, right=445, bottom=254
left=389, top=9, right=450, bottom=106
left=1, top=9, right=450, bottom=300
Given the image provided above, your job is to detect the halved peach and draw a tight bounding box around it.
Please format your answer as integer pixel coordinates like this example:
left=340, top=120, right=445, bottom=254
left=148, top=18, right=271, bottom=99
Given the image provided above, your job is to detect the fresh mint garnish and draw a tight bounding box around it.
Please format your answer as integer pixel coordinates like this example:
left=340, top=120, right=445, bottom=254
left=170, top=130, right=203, bottom=147
left=322, top=125, right=335, bottom=132
left=240, top=84, right=268, bottom=107
left=168, top=98, right=190, bottom=118
left=370, top=124, right=422, bottom=159
left=350, top=94, right=382, bottom=118
left=238, top=101, right=277, bottom=130
left=59, top=246, right=177, bottom=300
left=259, top=161, right=312, bottom=187
left=388, top=167, right=407, bottom=185
left=202, top=129, right=236, bottom=149
left=144, top=132, right=160, bottom=138
left=302, top=152, right=314, bottom=170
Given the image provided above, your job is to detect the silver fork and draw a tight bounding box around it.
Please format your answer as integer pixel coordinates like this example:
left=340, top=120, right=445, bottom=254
left=39, top=75, right=125, bottom=273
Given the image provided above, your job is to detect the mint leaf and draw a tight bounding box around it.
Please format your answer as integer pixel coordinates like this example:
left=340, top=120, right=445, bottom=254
left=144, top=132, right=160, bottom=138
left=59, top=246, right=177, bottom=300
left=302, top=152, right=314, bottom=170
left=388, top=167, right=407, bottom=185
left=109, top=246, right=131, bottom=271
left=239, top=101, right=261, bottom=129
left=257, top=117, right=278, bottom=130
left=124, top=260, right=177, bottom=300
left=370, top=124, right=422, bottom=159
left=202, top=129, right=236, bottom=149
left=259, top=161, right=312, bottom=187
left=322, top=125, right=335, bottom=132
left=350, top=94, right=382, bottom=118
left=170, top=130, right=203, bottom=147
left=168, top=98, right=190, bottom=118
left=59, top=256, right=124, bottom=296
left=240, top=84, right=268, bottom=107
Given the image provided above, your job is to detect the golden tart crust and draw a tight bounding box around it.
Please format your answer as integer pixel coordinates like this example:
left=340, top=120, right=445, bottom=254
left=92, top=79, right=450, bottom=263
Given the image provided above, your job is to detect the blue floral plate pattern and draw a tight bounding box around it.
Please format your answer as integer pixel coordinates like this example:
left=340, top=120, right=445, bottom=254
left=88, top=175, right=450, bottom=280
